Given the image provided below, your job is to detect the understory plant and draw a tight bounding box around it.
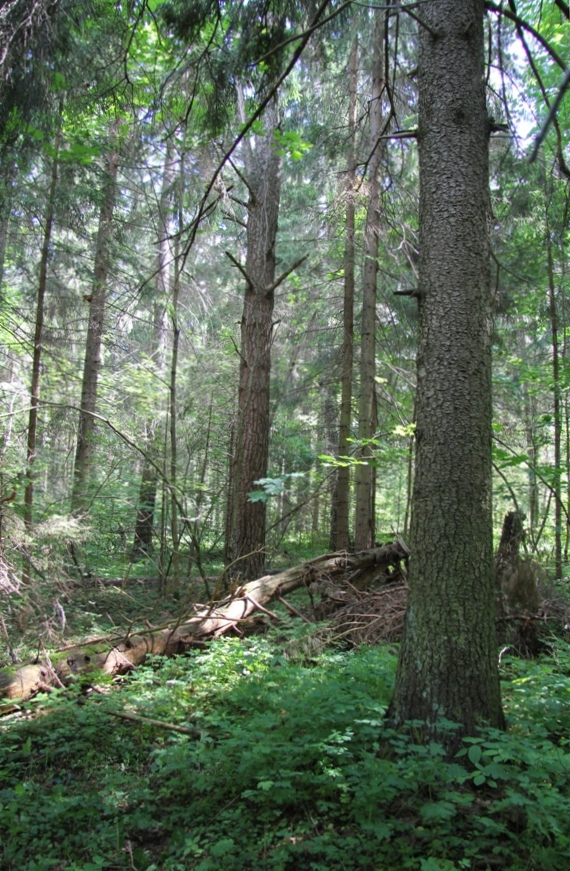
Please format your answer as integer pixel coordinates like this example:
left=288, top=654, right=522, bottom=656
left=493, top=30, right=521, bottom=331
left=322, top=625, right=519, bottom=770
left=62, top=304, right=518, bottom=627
left=1, top=627, right=570, bottom=870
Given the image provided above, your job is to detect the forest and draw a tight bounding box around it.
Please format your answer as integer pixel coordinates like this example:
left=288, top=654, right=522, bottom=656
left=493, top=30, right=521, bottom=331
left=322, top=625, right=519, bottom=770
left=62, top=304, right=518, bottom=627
left=3, top=0, right=570, bottom=869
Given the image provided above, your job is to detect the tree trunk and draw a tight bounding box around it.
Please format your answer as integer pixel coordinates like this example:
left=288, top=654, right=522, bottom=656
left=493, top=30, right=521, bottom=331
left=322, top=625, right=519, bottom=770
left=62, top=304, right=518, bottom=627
left=228, top=95, right=281, bottom=580
left=132, top=145, right=174, bottom=558
left=0, top=163, right=14, bottom=297
left=389, top=0, right=504, bottom=739
left=167, top=153, right=184, bottom=596
left=23, top=138, right=60, bottom=566
left=523, top=384, right=539, bottom=546
left=71, top=141, right=119, bottom=514
left=546, top=223, right=563, bottom=580
left=353, top=13, right=385, bottom=550
left=332, top=39, right=358, bottom=552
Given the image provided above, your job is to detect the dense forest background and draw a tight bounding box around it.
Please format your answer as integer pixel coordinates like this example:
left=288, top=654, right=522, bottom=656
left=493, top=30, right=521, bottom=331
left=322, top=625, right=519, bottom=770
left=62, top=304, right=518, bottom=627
left=2, top=0, right=570, bottom=596
left=5, top=3, right=570, bottom=871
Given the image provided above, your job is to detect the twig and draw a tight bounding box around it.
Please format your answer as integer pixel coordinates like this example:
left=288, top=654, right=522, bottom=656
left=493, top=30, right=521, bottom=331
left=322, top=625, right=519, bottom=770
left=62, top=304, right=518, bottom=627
left=277, top=595, right=312, bottom=623
left=107, top=708, right=201, bottom=737
left=403, top=6, right=438, bottom=38
left=530, top=66, right=570, bottom=163
left=265, top=254, right=309, bottom=296
left=485, top=1, right=566, bottom=71
left=225, top=250, right=252, bottom=285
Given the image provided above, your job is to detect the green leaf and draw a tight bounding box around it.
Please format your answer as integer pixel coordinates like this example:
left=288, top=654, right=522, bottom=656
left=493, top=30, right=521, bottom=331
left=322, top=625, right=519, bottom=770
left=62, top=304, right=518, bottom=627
left=468, top=744, right=482, bottom=766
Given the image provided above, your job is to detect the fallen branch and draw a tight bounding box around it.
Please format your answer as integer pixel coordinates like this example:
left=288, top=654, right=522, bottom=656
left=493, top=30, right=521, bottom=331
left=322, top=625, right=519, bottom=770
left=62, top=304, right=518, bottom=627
left=107, top=709, right=201, bottom=737
left=0, top=543, right=408, bottom=700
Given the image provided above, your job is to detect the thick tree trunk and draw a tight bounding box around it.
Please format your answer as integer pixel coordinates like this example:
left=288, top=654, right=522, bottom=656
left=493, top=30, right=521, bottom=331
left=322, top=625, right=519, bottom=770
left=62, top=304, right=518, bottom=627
left=353, top=14, right=385, bottom=550
left=228, top=96, right=281, bottom=579
left=332, top=39, right=358, bottom=552
left=71, top=143, right=119, bottom=514
left=389, top=0, right=504, bottom=738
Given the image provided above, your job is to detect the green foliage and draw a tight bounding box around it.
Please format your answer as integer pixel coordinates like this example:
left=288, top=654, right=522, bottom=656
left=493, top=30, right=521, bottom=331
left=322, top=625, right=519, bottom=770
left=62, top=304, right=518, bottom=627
left=4, top=637, right=570, bottom=870
left=248, top=472, right=306, bottom=502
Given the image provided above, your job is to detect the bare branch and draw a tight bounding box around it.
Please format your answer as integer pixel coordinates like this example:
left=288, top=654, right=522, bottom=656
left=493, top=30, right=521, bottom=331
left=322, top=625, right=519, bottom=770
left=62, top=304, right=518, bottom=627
left=225, top=250, right=252, bottom=285
left=265, top=254, right=308, bottom=296
left=530, top=66, right=570, bottom=163
left=180, top=0, right=351, bottom=271
left=485, top=1, right=566, bottom=71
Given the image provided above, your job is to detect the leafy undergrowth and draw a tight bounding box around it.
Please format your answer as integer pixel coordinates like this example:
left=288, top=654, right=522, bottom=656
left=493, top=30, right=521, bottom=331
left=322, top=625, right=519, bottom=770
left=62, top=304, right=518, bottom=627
left=2, top=624, right=570, bottom=871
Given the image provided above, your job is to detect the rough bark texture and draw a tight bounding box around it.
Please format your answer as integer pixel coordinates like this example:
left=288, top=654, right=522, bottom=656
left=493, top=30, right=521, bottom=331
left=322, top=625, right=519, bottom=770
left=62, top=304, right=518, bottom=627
left=389, top=0, right=504, bottom=736
left=71, top=144, right=119, bottom=514
left=353, top=14, right=385, bottom=551
left=0, top=545, right=402, bottom=700
left=229, top=97, right=281, bottom=579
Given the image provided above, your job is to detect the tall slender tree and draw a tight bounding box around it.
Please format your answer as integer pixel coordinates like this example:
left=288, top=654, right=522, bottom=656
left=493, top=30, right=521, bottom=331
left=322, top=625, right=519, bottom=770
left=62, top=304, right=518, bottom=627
left=23, top=130, right=61, bottom=562
left=354, top=11, right=385, bottom=550
left=132, top=142, right=175, bottom=558
left=71, top=130, right=119, bottom=514
left=227, top=95, right=282, bottom=580
left=332, top=39, right=358, bottom=552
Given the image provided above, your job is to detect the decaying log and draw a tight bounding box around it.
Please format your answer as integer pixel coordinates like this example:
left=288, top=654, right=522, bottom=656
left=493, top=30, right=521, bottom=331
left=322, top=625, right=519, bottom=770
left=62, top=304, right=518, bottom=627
left=0, top=543, right=408, bottom=701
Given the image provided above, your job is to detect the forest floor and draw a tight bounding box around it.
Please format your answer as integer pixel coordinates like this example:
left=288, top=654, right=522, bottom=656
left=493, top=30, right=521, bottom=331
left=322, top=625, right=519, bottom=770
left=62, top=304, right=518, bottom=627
left=2, top=560, right=570, bottom=871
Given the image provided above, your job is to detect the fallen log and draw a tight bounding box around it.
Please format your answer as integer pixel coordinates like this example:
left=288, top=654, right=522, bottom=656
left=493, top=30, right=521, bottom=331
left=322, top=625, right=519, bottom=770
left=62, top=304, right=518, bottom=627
left=0, top=543, right=408, bottom=701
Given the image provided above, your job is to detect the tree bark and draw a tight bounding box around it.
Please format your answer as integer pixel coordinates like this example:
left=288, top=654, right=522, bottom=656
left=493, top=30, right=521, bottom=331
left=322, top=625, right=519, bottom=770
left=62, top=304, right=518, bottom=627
left=388, top=0, right=504, bottom=739
left=228, top=95, right=281, bottom=580
left=23, top=137, right=60, bottom=563
left=71, top=141, right=119, bottom=515
left=354, top=13, right=385, bottom=550
left=332, top=39, right=358, bottom=552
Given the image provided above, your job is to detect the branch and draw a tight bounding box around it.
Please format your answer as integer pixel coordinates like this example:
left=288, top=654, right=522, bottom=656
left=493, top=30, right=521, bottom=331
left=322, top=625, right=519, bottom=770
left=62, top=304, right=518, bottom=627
left=225, top=154, right=256, bottom=201
left=230, top=336, right=248, bottom=367
left=40, top=403, right=189, bottom=520
left=220, top=208, right=247, bottom=228
left=530, top=66, right=570, bottom=163
left=485, top=1, right=566, bottom=71
left=107, top=709, right=201, bottom=737
left=225, top=250, right=252, bottom=285
left=393, top=287, right=420, bottom=298
left=180, top=0, right=351, bottom=270
left=265, top=254, right=308, bottom=296
left=402, top=6, right=439, bottom=39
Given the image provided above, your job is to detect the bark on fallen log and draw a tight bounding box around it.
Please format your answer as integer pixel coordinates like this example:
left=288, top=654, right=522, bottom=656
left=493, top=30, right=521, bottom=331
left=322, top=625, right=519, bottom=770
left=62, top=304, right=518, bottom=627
left=0, top=543, right=408, bottom=701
